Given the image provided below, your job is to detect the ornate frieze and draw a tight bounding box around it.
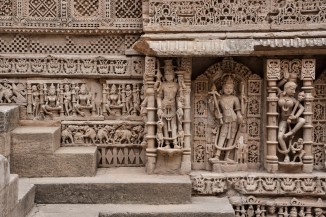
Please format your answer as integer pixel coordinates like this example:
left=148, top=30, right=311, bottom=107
left=191, top=173, right=326, bottom=197
left=145, top=0, right=326, bottom=32
left=230, top=196, right=326, bottom=217
left=0, top=56, right=144, bottom=77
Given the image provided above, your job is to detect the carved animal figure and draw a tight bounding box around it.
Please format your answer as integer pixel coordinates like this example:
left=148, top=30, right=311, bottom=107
left=96, top=125, right=115, bottom=144
left=62, top=126, right=74, bottom=144
left=114, top=129, right=133, bottom=144
left=0, top=83, right=13, bottom=103
left=83, top=126, right=96, bottom=144
left=132, top=125, right=144, bottom=144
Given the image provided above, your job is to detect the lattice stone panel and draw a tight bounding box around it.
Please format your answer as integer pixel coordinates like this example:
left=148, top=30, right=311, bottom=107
left=0, top=34, right=126, bottom=55
left=73, top=0, right=99, bottom=17
left=115, top=0, right=142, bottom=18
left=0, top=0, right=12, bottom=16
left=98, top=146, right=146, bottom=167
left=28, top=0, right=58, bottom=18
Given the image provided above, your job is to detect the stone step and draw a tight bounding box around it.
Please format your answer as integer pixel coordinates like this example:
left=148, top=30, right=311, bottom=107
left=11, top=126, right=97, bottom=177
left=20, top=167, right=192, bottom=204
left=8, top=179, right=36, bottom=217
left=26, top=197, right=235, bottom=217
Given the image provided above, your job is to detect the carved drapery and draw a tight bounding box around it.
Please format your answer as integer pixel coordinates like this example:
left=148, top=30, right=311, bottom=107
left=192, top=58, right=262, bottom=172
left=266, top=58, right=315, bottom=173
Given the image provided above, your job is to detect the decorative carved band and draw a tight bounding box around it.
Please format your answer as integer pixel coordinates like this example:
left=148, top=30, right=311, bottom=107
left=146, top=0, right=326, bottom=32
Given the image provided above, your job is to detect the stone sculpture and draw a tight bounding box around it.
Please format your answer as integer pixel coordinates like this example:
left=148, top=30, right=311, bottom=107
left=155, top=60, right=185, bottom=149
left=209, top=75, right=244, bottom=163
left=277, top=81, right=305, bottom=163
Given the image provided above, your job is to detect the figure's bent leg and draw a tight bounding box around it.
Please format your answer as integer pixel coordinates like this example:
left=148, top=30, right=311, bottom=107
left=278, top=121, right=290, bottom=162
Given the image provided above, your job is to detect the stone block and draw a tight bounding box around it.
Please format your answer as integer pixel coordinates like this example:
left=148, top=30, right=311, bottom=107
left=9, top=180, right=35, bottom=217
left=0, top=106, right=19, bottom=133
left=0, top=154, right=10, bottom=189
left=11, top=127, right=61, bottom=155
left=11, top=147, right=97, bottom=177
left=32, top=168, right=191, bottom=204
left=0, top=175, right=18, bottom=217
left=0, top=132, right=11, bottom=157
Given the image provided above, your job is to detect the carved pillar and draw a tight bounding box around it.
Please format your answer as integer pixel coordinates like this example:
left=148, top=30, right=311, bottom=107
left=180, top=58, right=192, bottom=174
left=59, top=84, right=64, bottom=117
left=144, top=56, right=157, bottom=174
left=265, top=59, right=281, bottom=172
left=301, top=59, right=315, bottom=173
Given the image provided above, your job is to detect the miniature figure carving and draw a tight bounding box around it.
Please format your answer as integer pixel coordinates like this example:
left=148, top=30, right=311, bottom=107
left=96, top=125, right=115, bottom=144
left=315, top=208, right=325, bottom=217
left=82, top=126, right=96, bottom=144
left=62, top=125, right=74, bottom=144
left=0, top=80, right=13, bottom=103
left=277, top=81, right=305, bottom=162
left=106, top=84, right=123, bottom=116
left=63, top=84, right=73, bottom=116
left=209, top=76, right=244, bottom=162
left=31, top=85, right=41, bottom=118
left=42, top=83, right=61, bottom=117
left=74, top=84, right=93, bottom=117
left=156, top=60, right=184, bottom=149
left=125, top=84, right=133, bottom=115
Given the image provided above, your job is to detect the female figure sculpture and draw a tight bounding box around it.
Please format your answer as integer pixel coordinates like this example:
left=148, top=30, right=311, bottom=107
left=277, top=81, right=305, bottom=162
left=209, top=76, right=243, bottom=162
left=63, top=84, right=72, bottom=116
left=31, top=85, right=40, bottom=118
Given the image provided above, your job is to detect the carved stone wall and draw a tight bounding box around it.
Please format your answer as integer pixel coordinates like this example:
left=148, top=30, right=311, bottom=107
left=0, top=0, right=142, bottom=33
left=144, top=0, right=326, bottom=32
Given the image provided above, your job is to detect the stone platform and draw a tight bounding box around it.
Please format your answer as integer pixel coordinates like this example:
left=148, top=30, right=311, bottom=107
left=21, top=167, right=192, bottom=205
left=26, top=197, right=234, bottom=217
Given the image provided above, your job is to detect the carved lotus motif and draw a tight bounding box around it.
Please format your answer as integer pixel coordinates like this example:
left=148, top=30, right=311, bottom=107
left=48, top=59, right=61, bottom=74
left=81, top=60, right=95, bottom=74
left=15, top=59, right=29, bottom=73
left=64, top=60, right=77, bottom=74
left=31, top=59, right=44, bottom=73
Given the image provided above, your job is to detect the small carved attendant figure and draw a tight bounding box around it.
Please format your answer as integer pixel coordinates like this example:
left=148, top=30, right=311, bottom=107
left=42, top=83, right=61, bottom=118
left=210, top=76, right=243, bottom=162
left=266, top=203, right=277, bottom=217
left=106, top=84, right=123, bottom=116
left=125, top=84, right=133, bottom=115
left=74, top=84, right=93, bottom=117
left=31, top=85, right=41, bottom=118
left=278, top=81, right=305, bottom=162
left=156, top=60, right=183, bottom=149
left=63, top=84, right=73, bottom=116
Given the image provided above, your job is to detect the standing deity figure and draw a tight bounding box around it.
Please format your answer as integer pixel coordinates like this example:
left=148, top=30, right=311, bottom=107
left=31, top=85, right=41, bottom=118
left=74, top=84, right=93, bottom=117
left=125, top=84, right=133, bottom=115
left=63, top=84, right=73, bottom=116
left=277, top=81, right=305, bottom=162
left=156, top=60, right=184, bottom=149
left=42, top=83, right=61, bottom=117
left=209, top=75, right=244, bottom=162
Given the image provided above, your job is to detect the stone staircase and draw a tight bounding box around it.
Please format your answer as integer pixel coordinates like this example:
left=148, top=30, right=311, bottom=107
left=1, top=105, right=235, bottom=217
left=23, top=168, right=234, bottom=217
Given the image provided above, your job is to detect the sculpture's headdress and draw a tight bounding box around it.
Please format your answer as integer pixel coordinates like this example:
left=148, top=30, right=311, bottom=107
left=163, top=60, right=175, bottom=76
left=223, top=75, right=235, bottom=87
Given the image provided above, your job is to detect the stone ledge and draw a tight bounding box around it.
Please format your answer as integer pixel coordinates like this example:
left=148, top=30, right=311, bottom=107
left=21, top=167, right=192, bottom=204
left=0, top=175, right=18, bottom=217
left=26, top=197, right=234, bottom=217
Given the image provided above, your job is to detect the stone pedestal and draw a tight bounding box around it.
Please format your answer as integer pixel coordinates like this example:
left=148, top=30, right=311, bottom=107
left=209, top=158, right=247, bottom=173
left=154, top=148, right=183, bottom=174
